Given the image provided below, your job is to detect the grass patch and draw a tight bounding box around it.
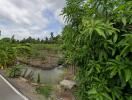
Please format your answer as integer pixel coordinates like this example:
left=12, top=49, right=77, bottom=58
left=36, top=85, right=53, bottom=98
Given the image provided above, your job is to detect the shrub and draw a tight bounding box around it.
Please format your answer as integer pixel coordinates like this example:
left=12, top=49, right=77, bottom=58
left=0, top=41, right=16, bottom=67
left=6, top=64, right=22, bottom=78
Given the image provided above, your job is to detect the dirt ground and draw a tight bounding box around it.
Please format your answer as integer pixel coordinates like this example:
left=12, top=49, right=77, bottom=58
left=9, top=77, right=45, bottom=100
left=10, top=65, right=76, bottom=100
left=10, top=77, right=75, bottom=100
left=17, top=54, right=61, bottom=70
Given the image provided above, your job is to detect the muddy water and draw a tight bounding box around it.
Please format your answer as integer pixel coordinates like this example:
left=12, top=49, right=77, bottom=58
left=21, top=65, right=65, bottom=84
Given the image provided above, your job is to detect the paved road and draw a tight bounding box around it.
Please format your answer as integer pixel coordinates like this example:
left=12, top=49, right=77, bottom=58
left=0, top=75, right=28, bottom=100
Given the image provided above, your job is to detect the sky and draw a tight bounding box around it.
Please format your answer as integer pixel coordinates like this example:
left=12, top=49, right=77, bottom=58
left=0, top=0, right=65, bottom=40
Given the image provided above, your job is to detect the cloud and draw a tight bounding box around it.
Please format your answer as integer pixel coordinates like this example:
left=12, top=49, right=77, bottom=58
left=0, top=0, right=65, bottom=39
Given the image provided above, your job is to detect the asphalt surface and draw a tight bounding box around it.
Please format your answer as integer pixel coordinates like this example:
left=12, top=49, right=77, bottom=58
left=0, top=75, right=28, bottom=100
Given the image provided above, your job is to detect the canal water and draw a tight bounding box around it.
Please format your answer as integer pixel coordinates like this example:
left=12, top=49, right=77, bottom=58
left=21, top=65, right=65, bottom=84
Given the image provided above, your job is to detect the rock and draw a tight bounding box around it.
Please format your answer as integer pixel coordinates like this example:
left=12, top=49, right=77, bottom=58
left=60, top=80, right=76, bottom=90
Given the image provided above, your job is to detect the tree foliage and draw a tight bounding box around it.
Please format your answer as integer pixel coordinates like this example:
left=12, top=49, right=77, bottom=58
left=62, top=0, right=132, bottom=99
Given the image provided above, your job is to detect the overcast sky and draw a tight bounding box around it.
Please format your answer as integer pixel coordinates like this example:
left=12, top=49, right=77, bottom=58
left=0, top=0, right=65, bottom=40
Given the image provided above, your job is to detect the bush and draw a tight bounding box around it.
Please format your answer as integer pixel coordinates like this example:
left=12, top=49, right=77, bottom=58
left=0, top=41, right=16, bottom=67
left=6, top=64, right=22, bottom=78
left=62, top=0, right=132, bottom=99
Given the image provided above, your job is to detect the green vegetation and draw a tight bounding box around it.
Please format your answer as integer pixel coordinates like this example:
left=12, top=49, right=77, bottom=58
left=6, top=64, right=22, bottom=78
left=0, top=32, right=62, bottom=66
left=31, top=43, right=60, bottom=52
left=22, top=43, right=61, bottom=60
left=0, top=40, right=30, bottom=68
left=0, top=41, right=16, bottom=67
left=62, top=0, right=132, bottom=100
left=1, top=0, right=132, bottom=99
left=36, top=85, right=53, bottom=98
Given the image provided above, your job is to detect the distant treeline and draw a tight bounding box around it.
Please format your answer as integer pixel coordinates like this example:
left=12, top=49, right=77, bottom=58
left=1, top=32, right=62, bottom=44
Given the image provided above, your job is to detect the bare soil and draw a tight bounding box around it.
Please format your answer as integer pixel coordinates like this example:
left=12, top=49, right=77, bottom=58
left=17, top=51, right=62, bottom=70
left=9, top=77, right=45, bottom=100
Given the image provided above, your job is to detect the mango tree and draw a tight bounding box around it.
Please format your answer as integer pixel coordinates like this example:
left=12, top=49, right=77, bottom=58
left=62, top=0, right=132, bottom=99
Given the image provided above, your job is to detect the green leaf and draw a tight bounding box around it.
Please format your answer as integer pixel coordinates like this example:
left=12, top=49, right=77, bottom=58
left=122, top=17, right=127, bottom=26
left=129, top=18, right=132, bottom=24
left=129, top=80, right=132, bottom=88
left=115, top=55, right=121, bottom=61
left=102, top=93, right=112, bottom=100
left=87, top=67, right=94, bottom=76
left=110, top=68, right=117, bottom=78
left=95, top=28, right=106, bottom=38
left=88, top=88, right=97, bottom=95
left=95, top=64, right=101, bottom=73
left=98, top=95, right=103, bottom=100
left=112, top=48, right=116, bottom=56
left=120, top=45, right=129, bottom=57
left=124, top=69, right=131, bottom=82
left=113, top=34, right=118, bottom=43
